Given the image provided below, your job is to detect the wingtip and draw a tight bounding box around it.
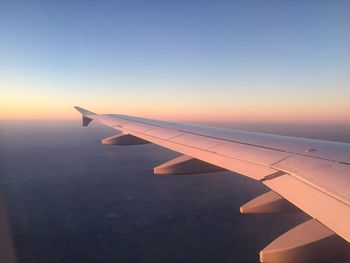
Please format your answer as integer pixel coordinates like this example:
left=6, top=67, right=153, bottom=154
left=74, top=106, right=96, bottom=116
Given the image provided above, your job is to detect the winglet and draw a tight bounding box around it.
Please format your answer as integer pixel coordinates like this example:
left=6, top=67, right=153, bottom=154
left=74, top=106, right=96, bottom=116
left=74, top=106, right=96, bottom=127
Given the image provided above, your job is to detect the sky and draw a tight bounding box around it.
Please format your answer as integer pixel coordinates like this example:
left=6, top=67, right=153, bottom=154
left=1, top=0, right=349, bottom=123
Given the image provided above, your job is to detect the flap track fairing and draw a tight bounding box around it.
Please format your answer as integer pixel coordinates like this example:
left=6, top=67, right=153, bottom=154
left=102, top=134, right=150, bottom=145
left=154, top=155, right=225, bottom=175
left=240, top=191, right=299, bottom=215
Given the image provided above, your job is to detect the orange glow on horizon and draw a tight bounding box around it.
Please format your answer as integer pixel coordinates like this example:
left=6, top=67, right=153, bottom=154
left=1, top=101, right=349, bottom=125
left=2, top=73, right=349, bottom=124
left=1, top=83, right=349, bottom=124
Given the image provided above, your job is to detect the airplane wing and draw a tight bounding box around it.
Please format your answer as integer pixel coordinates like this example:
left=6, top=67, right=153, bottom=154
left=75, top=106, right=350, bottom=263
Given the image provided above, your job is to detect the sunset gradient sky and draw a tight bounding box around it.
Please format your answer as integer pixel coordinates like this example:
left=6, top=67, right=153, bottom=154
left=1, top=0, right=349, bottom=123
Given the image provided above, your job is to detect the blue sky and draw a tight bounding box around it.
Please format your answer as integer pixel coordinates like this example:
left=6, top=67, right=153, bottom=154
left=1, top=0, right=349, bottom=122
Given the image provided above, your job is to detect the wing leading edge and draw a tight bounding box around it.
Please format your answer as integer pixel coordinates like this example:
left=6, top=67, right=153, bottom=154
left=75, top=106, right=350, bottom=262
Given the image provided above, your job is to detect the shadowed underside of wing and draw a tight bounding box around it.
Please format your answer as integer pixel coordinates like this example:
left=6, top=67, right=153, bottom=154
left=75, top=106, right=350, bottom=262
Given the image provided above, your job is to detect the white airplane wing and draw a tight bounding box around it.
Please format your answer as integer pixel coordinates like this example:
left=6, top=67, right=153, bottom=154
left=75, top=106, right=350, bottom=263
